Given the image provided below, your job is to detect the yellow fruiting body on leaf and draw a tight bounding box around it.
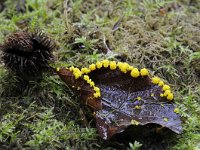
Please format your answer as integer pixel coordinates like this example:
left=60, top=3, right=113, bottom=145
left=64, top=61, right=175, bottom=102
left=117, top=62, right=123, bottom=68
left=130, top=119, right=139, bottom=125
left=94, top=87, right=100, bottom=92
left=83, top=75, right=89, bottom=81
left=158, top=81, right=164, bottom=86
left=174, top=108, right=179, bottom=114
left=102, top=60, right=110, bottom=68
left=160, top=93, right=164, bottom=97
left=130, top=68, right=140, bottom=78
left=74, top=72, right=82, bottom=79
left=72, top=68, right=82, bottom=79
left=109, top=61, right=117, bottom=70
left=89, top=81, right=95, bottom=87
left=127, top=66, right=134, bottom=71
left=152, top=77, right=160, bottom=84
left=89, top=64, right=96, bottom=71
left=140, top=68, right=149, bottom=76
left=119, top=63, right=129, bottom=73
left=87, top=79, right=92, bottom=86
left=163, top=90, right=171, bottom=96
left=81, top=67, right=90, bottom=74
left=69, top=66, right=74, bottom=72
left=56, top=67, right=60, bottom=72
left=163, top=118, right=168, bottom=122
left=72, top=68, right=80, bottom=73
left=135, top=105, right=141, bottom=109
left=96, top=61, right=103, bottom=69
left=163, top=85, right=170, bottom=91
left=83, top=74, right=101, bottom=98
left=167, top=93, right=174, bottom=101
left=94, top=92, right=101, bottom=98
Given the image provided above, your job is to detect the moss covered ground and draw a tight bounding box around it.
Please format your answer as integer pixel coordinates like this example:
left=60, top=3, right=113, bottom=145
left=0, top=0, right=200, bottom=149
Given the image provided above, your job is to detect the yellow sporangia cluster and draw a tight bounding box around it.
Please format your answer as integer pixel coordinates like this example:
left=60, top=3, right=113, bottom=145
left=80, top=60, right=149, bottom=78
left=174, top=108, right=179, bottom=114
left=71, top=67, right=101, bottom=98
left=56, top=60, right=174, bottom=101
left=70, top=66, right=82, bottom=79
left=152, top=77, right=174, bottom=101
left=79, top=60, right=150, bottom=99
left=55, top=67, right=100, bottom=98
left=83, top=75, right=101, bottom=98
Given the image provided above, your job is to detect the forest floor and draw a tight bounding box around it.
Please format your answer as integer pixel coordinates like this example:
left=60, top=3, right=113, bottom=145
left=0, top=0, right=200, bottom=149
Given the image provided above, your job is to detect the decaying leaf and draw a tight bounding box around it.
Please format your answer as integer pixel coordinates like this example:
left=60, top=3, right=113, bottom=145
left=56, top=60, right=183, bottom=140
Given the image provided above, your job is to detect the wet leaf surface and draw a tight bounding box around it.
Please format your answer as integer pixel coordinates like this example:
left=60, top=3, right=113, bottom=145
left=56, top=67, right=183, bottom=140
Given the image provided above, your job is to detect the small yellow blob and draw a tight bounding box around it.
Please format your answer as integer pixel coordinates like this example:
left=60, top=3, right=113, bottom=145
left=151, top=93, right=154, bottom=97
left=81, top=67, right=90, bottom=74
left=109, top=61, right=117, bottom=70
left=119, top=63, right=129, bottom=73
left=119, top=65, right=127, bottom=73
left=73, top=68, right=80, bottom=73
left=140, top=68, right=149, bottom=76
left=117, top=62, right=123, bottom=68
left=96, top=61, right=103, bottom=69
left=123, top=63, right=130, bottom=68
left=83, top=75, right=90, bottom=81
left=89, top=64, right=96, bottom=71
left=163, top=118, right=168, bottom=122
left=86, top=79, right=92, bottom=84
left=158, top=81, right=164, bottom=86
left=130, top=119, right=140, bottom=125
left=167, top=93, right=174, bottom=101
left=69, top=66, right=74, bottom=72
left=174, top=108, right=179, bottom=114
left=94, top=87, right=100, bottom=92
left=93, top=93, right=98, bottom=98
left=102, top=60, right=110, bottom=68
left=72, top=68, right=82, bottom=79
left=127, top=66, right=134, bottom=71
left=163, top=90, right=171, bottom=96
left=130, top=68, right=140, bottom=78
left=87, top=79, right=95, bottom=87
left=98, top=92, right=101, bottom=97
left=163, top=85, right=170, bottom=91
left=137, top=97, right=142, bottom=100
left=74, top=72, right=82, bottom=79
left=56, top=67, right=60, bottom=72
left=152, top=77, right=160, bottom=84
left=94, top=92, right=101, bottom=98
left=135, top=105, right=141, bottom=109
left=160, top=93, right=164, bottom=97
left=89, top=81, right=95, bottom=87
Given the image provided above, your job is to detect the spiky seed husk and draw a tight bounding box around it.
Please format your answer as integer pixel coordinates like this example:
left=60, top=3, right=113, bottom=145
left=1, top=30, right=56, bottom=79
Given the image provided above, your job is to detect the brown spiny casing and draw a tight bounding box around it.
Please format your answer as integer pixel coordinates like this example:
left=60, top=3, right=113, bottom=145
left=1, top=30, right=56, bottom=79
